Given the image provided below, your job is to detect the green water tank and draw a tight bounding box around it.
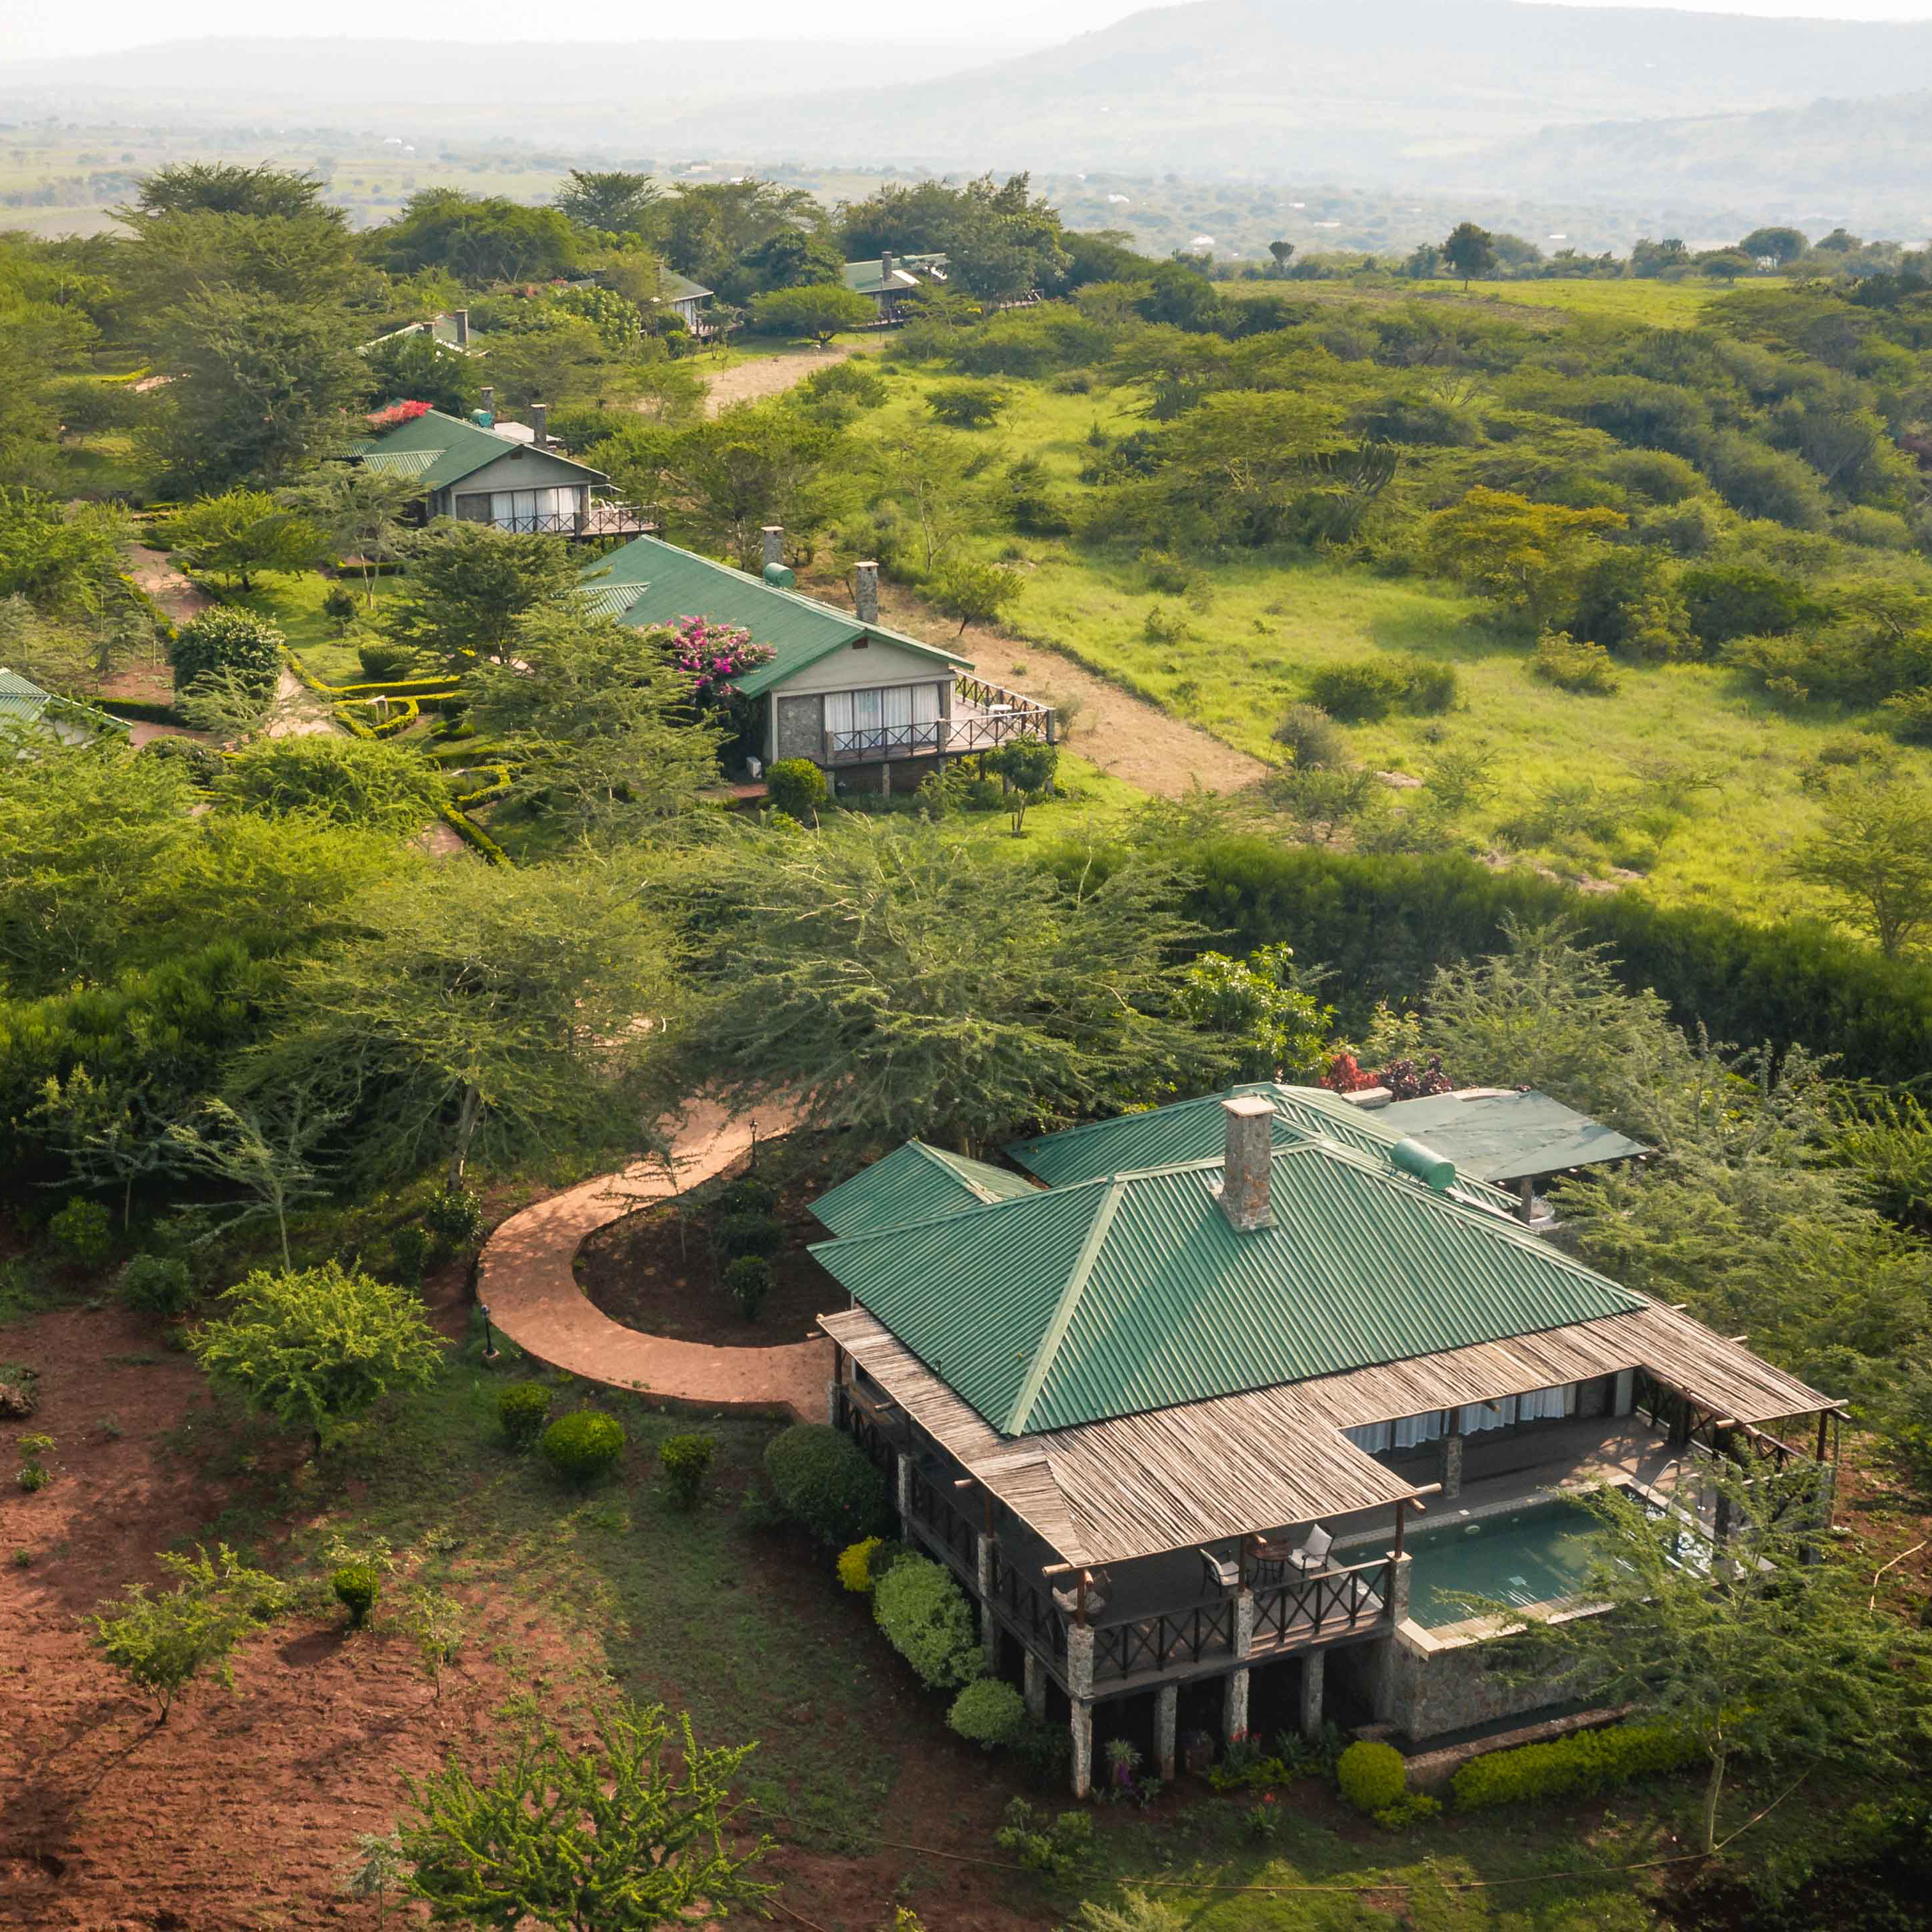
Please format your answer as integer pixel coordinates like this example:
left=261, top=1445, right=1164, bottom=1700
left=1391, top=1137, right=1457, bottom=1192
left=761, top=561, right=796, bottom=589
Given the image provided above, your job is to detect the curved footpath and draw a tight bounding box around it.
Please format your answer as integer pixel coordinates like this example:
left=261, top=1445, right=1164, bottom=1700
left=477, top=1100, right=829, bottom=1422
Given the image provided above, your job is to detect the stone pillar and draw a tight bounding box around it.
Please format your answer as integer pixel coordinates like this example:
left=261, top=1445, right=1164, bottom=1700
left=1440, top=1426, right=1464, bottom=1501
left=1299, top=1648, right=1326, bottom=1741
left=1387, top=1551, right=1412, bottom=1626
left=1154, top=1682, right=1178, bottom=1781
left=1070, top=1697, right=1094, bottom=1800
left=976, top=1532, right=999, bottom=1670
left=824, top=1378, right=840, bottom=1427
left=1066, top=1623, right=1096, bottom=1798
left=1023, top=1648, right=1046, bottom=1719
left=1222, top=1587, right=1254, bottom=1741
left=894, top=1451, right=913, bottom=1539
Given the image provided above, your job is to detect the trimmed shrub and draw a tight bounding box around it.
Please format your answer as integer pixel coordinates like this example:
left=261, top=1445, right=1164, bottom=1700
left=423, top=1186, right=486, bottom=1256
left=765, top=1423, right=891, bottom=1547
left=659, top=1432, right=714, bottom=1509
left=724, top=1254, right=773, bottom=1321
left=332, top=1563, right=379, bottom=1629
left=1450, top=1721, right=1698, bottom=1812
left=540, top=1410, right=625, bottom=1486
left=1337, top=1739, right=1407, bottom=1814
left=874, top=1555, right=981, bottom=1690
left=166, top=608, right=284, bottom=695
left=139, top=735, right=221, bottom=787
left=322, top=585, right=360, bottom=631
left=765, top=757, right=827, bottom=819
left=48, top=1199, right=114, bottom=1268
left=838, top=1535, right=885, bottom=1593
left=498, top=1382, right=552, bottom=1451
left=948, top=1677, right=1027, bottom=1751
left=357, top=639, right=415, bottom=680
left=120, top=1253, right=193, bottom=1319
left=716, top=1177, right=779, bottom=1217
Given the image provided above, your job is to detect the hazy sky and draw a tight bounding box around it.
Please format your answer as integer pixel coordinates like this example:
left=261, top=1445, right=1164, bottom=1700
left=10, top=0, right=1932, bottom=62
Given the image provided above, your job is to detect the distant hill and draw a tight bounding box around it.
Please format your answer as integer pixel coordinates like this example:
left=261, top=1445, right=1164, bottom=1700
left=625, top=0, right=1932, bottom=176
left=1456, top=92, right=1932, bottom=237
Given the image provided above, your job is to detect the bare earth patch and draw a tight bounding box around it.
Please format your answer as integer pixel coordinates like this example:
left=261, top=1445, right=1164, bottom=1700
left=700, top=341, right=878, bottom=418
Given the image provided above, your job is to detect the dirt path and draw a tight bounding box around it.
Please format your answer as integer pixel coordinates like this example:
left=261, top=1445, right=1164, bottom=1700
left=479, top=1098, right=828, bottom=1420
left=700, top=341, right=874, bottom=417
left=871, top=582, right=1270, bottom=799
left=125, top=543, right=213, bottom=628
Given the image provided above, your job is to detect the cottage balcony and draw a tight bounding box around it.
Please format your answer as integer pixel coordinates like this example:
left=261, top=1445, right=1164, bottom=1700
left=821, top=674, right=1054, bottom=767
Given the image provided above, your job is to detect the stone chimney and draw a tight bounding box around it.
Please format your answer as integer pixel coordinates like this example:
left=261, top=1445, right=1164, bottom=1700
left=880, top=248, right=895, bottom=283
left=451, top=307, right=470, bottom=347
left=1219, top=1096, right=1275, bottom=1233
left=479, top=385, right=495, bottom=425
left=530, top=402, right=548, bottom=450
left=761, top=525, right=785, bottom=573
left=854, top=561, right=880, bottom=625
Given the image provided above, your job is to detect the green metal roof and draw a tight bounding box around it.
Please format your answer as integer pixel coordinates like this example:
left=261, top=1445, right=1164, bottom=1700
left=1009, top=1084, right=1520, bottom=1215
left=811, top=1139, right=1646, bottom=1437
left=842, top=252, right=947, bottom=296
left=812, top=1141, right=1040, bottom=1238
left=656, top=270, right=713, bottom=303
left=584, top=535, right=969, bottom=698
left=0, top=666, right=129, bottom=740
left=353, top=407, right=606, bottom=494
left=1372, top=1090, right=1651, bottom=1184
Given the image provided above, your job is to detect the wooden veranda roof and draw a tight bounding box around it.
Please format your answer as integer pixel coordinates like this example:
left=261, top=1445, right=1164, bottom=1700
left=819, top=1300, right=1833, bottom=1571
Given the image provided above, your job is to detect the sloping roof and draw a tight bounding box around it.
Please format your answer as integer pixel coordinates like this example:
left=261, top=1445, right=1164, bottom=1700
left=0, top=666, right=130, bottom=739
left=1371, top=1090, right=1652, bottom=1183
left=1009, top=1084, right=1521, bottom=1216
left=811, top=1139, right=1646, bottom=1438
left=842, top=252, right=947, bottom=296
left=349, top=407, right=607, bottom=494
left=656, top=270, right=713, bottom=303
left=822, top=1296, right=1832, bottom=1567
left=812, top=1141, right=1040, bottom=1238
left=584, top=535, right=969, bottom=698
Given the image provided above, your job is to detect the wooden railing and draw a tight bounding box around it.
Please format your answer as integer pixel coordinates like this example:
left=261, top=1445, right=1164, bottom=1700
left=482, top=503, right=655, bottom=539
left=1252, top=1556, right=1392, bottom=1646
left=906, top=1465, right=977, bottom=1578
left=821, top=707, right=1055, bottom=765
left=1092, top=1596, right=1237, bottom=1684
left=831, top=1383, right=899, bottom=1478
left=989, top=1546, right=1067, bottom=1659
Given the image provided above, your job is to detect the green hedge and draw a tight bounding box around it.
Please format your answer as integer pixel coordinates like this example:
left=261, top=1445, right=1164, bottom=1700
left=1119, top=836, right=1932, bottom=1083
left=765, top=1422, right=892, bottom=1547
left=873, top=1553, right=981, bottom=1689
left=440, top=807, right=507, bottom=864
left=332, top=696, right=421, bottom=740
left=1450, top=1721, right=1698, bottom=1812
left=92, top=695, right=185, bottom=726
left=282, top=648, right=455, bottom=702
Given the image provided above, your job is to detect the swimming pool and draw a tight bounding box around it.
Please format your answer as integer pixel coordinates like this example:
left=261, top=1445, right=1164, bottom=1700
left=1403, top=1494, right=1615, bottom=1630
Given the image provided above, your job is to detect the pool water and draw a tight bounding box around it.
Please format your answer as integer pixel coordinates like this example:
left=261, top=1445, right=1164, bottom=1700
left=1404, top=1495, right=1612, bottom=1629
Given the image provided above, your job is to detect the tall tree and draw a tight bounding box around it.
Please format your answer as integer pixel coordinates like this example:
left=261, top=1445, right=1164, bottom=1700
left=361, top=328, right=483, bottom=419
left=670, top=821, right=1214, bottom=1153
left=134, top=162, right=338, bottom=221
left=147, top=287, right=363, bottom=488
left=552, top=169, right=661, bottom=237
left=281, top=466, right=420, bottom=607
left=1426, top=486, right=1625, bottom=627
left=369, top=189, right=581, bottom=284
left=162, top=490, right=323, bottom=591
left=1785, top=775, right=1932, bottom=959
left=462, top=605, right=722, bottom=841
left=748, top=284, right=872, bottom=345
left=1441, top=221, right=1498, bottom=288
left=236, top=858, right=680, bottom=1185
left=380, top=522, right=582, bottom=669
left=1470, top=1464, right=1931, bottom=1852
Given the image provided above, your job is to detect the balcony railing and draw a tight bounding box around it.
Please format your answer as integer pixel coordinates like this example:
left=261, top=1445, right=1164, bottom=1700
left=907, top=1465, right=978, bottom=1578
left=482, top=502, right=656, bottom=539
left=822, top=702, right=1055, bottom=765
left=1093, top=1596, right=1238, bottom=1684
left=1251, top=1555, right=1391, bottom=1647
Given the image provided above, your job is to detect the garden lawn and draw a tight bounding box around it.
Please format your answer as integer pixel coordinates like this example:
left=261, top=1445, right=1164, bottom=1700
left=868, top=363, right=1932, bottom=919
left=226, top=566, right=403, bottom=688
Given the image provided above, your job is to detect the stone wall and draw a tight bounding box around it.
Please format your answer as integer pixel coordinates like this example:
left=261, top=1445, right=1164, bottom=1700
left=1371, top=1614, right=1593, bottom=1743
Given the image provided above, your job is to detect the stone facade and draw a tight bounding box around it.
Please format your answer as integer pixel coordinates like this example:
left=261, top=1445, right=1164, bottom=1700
left=1372, top=1608, right=1594, bottom=1742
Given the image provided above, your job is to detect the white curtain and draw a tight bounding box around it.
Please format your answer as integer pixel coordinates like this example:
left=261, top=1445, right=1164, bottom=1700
left=912, top=683, right=941, bottom=724
left=882, top=686, right=914, bottom=731
left=1345, top=1421, right=1392, bottom=1454
left=1460, top=1395, right=1519, bottom=1434
left=1518, top=1383, right=1577, bottom=1423
left=1346, top=1412, right=1447, bottom=1455
left=823, top=692, right=854, bottom=738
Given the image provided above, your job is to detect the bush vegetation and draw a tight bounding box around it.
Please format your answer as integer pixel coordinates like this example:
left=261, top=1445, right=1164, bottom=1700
left=332, top=1562, right=379, bottom=1628
left=764, top=1424, right=892, bottom=1547
left=1451, top=1722, right=1699, bottom=1810
left=539, top=1410, right=627, bottom=1486
left=120, top=1253, right=193, bottom=1317
left=872, top=1554, right=981, bottom=1689
left=497, top=1382, right=553, bottom=1451
left=947, top=1676, right=1027, bottom=1749
left=658, top=1432, right=715, bottom=1509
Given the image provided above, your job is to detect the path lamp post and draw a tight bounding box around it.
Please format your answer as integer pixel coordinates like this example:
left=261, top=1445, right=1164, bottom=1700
left=478, top=1298, right=500, bottom=1363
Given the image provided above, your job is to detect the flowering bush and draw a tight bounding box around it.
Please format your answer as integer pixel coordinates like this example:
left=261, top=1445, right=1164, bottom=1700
left=660, top=617, right=774, bottom=706
left=1321, top=1051, right=1379, bottom=1093
left=366, top=400, right=433, bottom=433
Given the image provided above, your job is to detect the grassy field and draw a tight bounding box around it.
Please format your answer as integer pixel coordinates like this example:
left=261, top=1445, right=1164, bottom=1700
left=865, top=363, right=1932, bottom=919
left=1216, top=276, right=1727, bottom=330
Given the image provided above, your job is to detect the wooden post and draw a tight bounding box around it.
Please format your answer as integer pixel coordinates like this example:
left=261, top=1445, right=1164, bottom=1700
left=1816, top=1410, right=1828, bottom=1461
left=1393, top=1497, right=1405, bottom=1561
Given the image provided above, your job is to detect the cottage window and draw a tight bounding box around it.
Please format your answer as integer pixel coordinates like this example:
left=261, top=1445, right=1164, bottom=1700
left=822, top=684, right=942, bottom=753
left=454, top=486, right=575, bottom=533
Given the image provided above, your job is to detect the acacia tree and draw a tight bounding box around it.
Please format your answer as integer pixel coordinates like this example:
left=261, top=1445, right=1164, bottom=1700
left=462, top=605, right=722, bottom=840
left=237, top=858, right=680, bottom=1187
left=553, top=169, right=661, bottom=236
left=161, top=1086, right=344, bottom=1269
left=282, top=466, right=421, bottom=608
left=163, top=490, right=322, bottom=591
left=380, top=522, right=582, bottom=669
left=1470, top=1464, right=1931, bottom=1853
left=670, top=821, right=1214, bottom=1153
left=1442, top=221, right=1498, bottom=288
left=189, top=1262, right=442, bottom=1453
left=929, top=557, right=1023, bottom=638
left=1785, top=775, right=1932, bottom=959
left=1426, top=486, right=1626, bottom=627
left=400, top=1702, right=773, bottom=1932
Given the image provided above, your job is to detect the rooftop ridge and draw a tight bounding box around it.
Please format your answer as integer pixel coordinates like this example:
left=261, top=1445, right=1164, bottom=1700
left=1003, top=1177, right=1124, bottom=1435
